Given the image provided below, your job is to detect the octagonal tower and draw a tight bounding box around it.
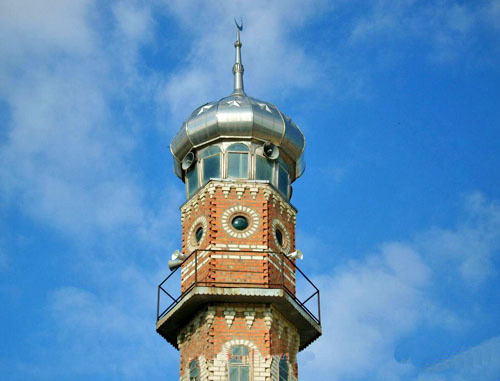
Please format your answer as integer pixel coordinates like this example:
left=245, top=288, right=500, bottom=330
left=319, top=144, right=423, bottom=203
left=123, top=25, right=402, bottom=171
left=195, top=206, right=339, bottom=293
left=157, top=23, right=321, bottom=381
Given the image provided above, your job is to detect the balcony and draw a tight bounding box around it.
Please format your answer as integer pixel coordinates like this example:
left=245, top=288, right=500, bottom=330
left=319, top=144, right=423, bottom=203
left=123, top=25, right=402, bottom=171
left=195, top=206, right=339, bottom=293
left=156, top=249, right=321, bottom=350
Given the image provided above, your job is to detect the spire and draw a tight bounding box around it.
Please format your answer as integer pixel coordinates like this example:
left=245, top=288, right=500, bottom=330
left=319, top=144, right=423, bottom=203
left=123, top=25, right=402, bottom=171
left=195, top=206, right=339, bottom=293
left=232, top=18, right=245, bottom=95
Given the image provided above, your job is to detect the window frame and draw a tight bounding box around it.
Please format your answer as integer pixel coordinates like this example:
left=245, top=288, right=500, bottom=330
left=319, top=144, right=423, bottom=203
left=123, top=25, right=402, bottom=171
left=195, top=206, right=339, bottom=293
left=228, top=345, right=251, bottom=381
left=278, top=356, right=289, bottom=381
left=185, top=161, right=200, bottom=198
left=277, top=162, right=290, bottom=198
left=200, top=146, right=222, bottom=185
left=255, top=154, right=274, bottom=183
left=225, top=143, right=250, bottom=179
left=189, top=359, right=200, bottom=381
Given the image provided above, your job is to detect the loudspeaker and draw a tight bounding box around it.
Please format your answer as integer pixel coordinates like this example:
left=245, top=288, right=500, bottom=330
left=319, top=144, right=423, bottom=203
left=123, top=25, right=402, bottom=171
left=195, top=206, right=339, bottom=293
left=181, top=152, right=195, bottom=170
left=171, top=249, right=186, bottom=261
left=168, top=259, right=184, bottom=271
left=168, top=250, right=186, bottom=271
left=287, top=249, right=303, bottom=260
left=262, top=142, right=279, bottom=160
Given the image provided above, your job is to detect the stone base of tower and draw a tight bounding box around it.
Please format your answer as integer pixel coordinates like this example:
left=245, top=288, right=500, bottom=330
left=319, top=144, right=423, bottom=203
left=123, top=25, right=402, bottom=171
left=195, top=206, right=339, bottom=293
left=176, top=303, right=300, bottom=381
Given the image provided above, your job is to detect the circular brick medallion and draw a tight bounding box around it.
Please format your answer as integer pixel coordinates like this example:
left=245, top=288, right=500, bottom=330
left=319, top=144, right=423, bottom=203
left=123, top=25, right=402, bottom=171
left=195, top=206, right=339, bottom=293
left=187, top=215, right=208, bottom=252
left=272, top=218, right=291, bottom=253
left=221, top=206, right=259, bottom=238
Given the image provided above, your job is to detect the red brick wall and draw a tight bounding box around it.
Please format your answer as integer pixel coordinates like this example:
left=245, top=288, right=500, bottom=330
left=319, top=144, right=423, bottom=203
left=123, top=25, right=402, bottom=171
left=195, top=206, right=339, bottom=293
left=178, top=304, right=299, bottom=380
left=179, top=182, right=297, bottom=294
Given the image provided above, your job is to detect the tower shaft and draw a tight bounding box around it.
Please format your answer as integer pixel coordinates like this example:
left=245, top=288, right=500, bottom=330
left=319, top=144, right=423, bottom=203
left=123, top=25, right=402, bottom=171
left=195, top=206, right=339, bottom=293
left=157, top=22, right=321, bottom=381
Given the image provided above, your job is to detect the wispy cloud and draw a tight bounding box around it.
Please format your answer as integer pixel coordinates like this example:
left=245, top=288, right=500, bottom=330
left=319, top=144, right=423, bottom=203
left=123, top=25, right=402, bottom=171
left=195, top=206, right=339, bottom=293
left=300, top=192, right=499, bottom=380
left=0, top=0, right=166, bottom=242
left=300, top=243, right=431, bottom=380
left=416, top=192, right=500, bottom=285
left=0, top=3, right=179, bottom=377
left=346, top=0, right=500, bottom=63
left=419, top=336, right=500, bottom=380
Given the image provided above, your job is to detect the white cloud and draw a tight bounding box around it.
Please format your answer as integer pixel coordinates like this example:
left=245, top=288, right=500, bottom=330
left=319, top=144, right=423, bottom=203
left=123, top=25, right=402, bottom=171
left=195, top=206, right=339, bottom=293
left=113, top=2, right=153, bottom=42
left=0, top=0, right=168, bottom=241
left=419, top=336, right=500, bottom=381
left=346, top=0, right=499, bottom=63
left=486, top=0, right=500, bottom=28
left=0, top=0, right=95, bottom=63
left=300, top=243, right=429, bottom=380
left=37, top=285, right=171, bottom=379
left=0, top=3, right=182, bottom=375
left=300, top=192, right=499, bottom=380
left=0, top=61, right=146, bottom=236
left=416, top=192, right=500, bottom=285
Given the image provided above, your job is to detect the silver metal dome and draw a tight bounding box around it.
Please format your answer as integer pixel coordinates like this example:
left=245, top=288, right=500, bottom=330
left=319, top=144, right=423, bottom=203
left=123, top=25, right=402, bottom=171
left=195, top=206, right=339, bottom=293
left=170, top=22, right=306, bottom=182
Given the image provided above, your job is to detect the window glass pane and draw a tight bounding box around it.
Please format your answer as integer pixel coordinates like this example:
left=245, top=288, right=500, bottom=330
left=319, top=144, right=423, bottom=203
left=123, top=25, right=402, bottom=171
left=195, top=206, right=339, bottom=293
left=256, top=155, right=273, bottom=182
left=227, top=143, right=249, bottom=152
left=240, top=367, right=249, bottom=381
left=190, top=359, right=199, bottom=381
left=229, top=366, right=249, bottom=381
left=240, top=346, right=248, bottom=356
left=278, top=165, right=289, bottom=197
left=229, top=346, right=249, bottom=381
left=228, top=153, right=248, bottom=178
left=229, top=367, right=239, bottom=381
left=200, top=146, right=221, bottom=158
left=278, top=157, right=290, bottom=172
left=230, top=347, right=241, bottom=363
left=203, top=154, right=220, bottom=184
left=279, top=358, right=289, bottom=381
left=187, top=165, right=198, bottom=197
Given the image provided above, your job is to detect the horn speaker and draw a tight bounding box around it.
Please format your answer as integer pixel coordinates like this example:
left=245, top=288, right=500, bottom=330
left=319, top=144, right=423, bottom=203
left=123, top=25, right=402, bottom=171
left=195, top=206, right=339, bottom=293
left=181, top=152, right=195, bottom=171
left=286, top=249, right=303, bottom=260
left=168, top=250, right=187, bottom=271
left=262, top=142, right=279, bottom=160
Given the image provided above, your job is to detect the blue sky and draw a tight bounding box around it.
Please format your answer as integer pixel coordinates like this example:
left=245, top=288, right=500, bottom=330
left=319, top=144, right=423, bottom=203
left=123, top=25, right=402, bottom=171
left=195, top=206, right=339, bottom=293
left=1, top=0, right=500, bottom=380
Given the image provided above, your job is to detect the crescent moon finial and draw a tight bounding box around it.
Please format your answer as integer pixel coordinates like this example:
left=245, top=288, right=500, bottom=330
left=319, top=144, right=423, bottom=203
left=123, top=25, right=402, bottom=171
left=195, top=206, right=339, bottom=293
left=234, top=17, right=243, bottom=31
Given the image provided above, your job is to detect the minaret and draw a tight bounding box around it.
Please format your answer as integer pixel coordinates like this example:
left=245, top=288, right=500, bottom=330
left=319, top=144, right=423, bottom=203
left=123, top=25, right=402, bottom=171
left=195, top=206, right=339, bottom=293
left=157, top=22, right=322, bottom=381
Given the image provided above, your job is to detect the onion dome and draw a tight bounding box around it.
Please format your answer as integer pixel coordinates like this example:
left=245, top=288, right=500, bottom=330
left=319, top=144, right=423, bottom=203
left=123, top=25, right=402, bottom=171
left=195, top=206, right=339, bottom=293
left=170, top=21, right=305, bottom=183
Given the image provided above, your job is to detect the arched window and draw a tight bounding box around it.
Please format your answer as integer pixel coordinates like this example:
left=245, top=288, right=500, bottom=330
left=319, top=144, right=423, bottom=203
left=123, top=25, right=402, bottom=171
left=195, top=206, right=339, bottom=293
left=189, top=359, right=200, bottom=381
left=227, top=143, right=249, bottom=179
left=200, top=146, right=221, bottom=184
left=279, top=356, right=289, bottom=381
left=229, top=345, right=250, bottom=381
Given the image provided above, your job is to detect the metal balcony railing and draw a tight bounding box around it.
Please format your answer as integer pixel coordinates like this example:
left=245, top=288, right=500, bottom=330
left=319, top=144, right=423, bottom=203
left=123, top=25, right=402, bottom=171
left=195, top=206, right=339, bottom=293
left=157, top=248, right=321, bottom=325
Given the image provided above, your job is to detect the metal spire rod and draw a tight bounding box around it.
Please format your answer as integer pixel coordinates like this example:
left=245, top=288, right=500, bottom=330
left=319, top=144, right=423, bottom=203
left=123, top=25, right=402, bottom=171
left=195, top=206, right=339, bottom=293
left=232, top=17, right=245, bottom=95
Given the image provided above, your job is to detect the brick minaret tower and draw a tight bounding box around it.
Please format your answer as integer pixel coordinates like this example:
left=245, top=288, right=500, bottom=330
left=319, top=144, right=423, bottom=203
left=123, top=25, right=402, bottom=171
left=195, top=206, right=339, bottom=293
left=157, top=22, right=322, bottom=381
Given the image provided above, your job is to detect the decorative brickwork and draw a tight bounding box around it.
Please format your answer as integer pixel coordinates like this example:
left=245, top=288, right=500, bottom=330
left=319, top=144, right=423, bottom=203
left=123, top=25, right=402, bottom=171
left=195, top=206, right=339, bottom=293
left=221, top=205, right=260, bottom=238
left=179, top=181, right=297, bottom=295
left=158, top=179, right=320, bottom=380
left=180, top=181, right=296, bottom=251
left=177, top=304, right=300, bottom=380
left=187, top=215, right=209, bottom=252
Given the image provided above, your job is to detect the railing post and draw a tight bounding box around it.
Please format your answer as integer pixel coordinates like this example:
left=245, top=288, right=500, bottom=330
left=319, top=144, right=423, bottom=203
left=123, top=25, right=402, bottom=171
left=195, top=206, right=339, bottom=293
left=157, top=286, right=160, bottom=321
left=317, top=290, right=321, bottom=324
left=281, top=251, right=285, bottom=287
left=195, top=250, right=198, bottom=285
